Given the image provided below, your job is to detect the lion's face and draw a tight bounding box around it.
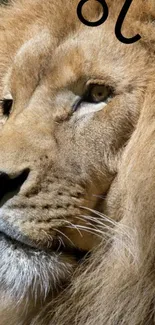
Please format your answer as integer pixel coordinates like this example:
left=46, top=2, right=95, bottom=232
left=0, top=0, right=153, bottom=323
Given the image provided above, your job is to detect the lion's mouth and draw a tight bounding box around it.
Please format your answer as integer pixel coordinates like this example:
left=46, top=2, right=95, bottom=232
left=0, top=169, right=100, bottom=260
left=0, top=227, right=87, bottom=261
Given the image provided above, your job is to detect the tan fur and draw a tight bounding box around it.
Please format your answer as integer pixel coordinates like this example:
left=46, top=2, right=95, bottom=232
left=0, top=0, right=155, bottom=324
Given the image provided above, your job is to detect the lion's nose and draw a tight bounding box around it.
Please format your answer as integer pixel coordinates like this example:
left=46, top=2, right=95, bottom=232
left=0, top=169, right=29, bottom=205
left=0, top=171, right=10, bottom=182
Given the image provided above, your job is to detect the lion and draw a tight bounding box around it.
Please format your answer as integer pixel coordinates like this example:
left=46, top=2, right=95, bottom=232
left=0, top=0, right=155, bottom=324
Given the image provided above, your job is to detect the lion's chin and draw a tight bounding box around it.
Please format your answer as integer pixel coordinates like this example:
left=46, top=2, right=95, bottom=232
left=0, top=231, right=78, bottom=308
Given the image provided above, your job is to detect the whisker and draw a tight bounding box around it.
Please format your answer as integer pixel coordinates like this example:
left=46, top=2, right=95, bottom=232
left=92, top=194, right=107, bottom=200
left=62, top=219, right=83, bottom=238
left=59, top=236, right=65, bottom=248
left=80, top=206, right=136, bottom=233
left=78, top=209, right=134, bottom=240
left=65, top=225, right=103, bottom=239
left=53, top=228, right=75, bottom=247
left=75, top=216, right=100, bottom=230
left=76, top=215, right=114, bottom=234
left=76, top=215, right=111, bottom=235
left=78, top=214, right=109, bottom=228
left=80, top=206, right=118, bottom=227
left=65, top=225, right=104, bottom=239
left=56, top=237, right=62, bottom=252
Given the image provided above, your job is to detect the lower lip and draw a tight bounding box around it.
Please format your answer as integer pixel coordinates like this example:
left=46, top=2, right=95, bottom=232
left=0, top=231, right=87, bottom=262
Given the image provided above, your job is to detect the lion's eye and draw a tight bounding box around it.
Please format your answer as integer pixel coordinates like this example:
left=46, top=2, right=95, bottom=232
left=72, top=84, right=113, bottom=113
left=0, top=98, right=13, bottom=117
left=86, top=84, right=112, bottom=103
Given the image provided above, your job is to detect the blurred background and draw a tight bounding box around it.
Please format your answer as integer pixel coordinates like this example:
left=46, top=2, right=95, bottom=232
left=0, top=0, right=9, bottom=4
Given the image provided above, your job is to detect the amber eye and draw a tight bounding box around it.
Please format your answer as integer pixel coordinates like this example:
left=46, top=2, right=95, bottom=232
left=72, top=84, right=113, bottom=112
left=87, top=84, right=112, bottom=103
left=0, top=98, right=13, bottom=117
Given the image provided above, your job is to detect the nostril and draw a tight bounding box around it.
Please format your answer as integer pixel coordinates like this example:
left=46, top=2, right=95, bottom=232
left=0, top=168, right=30, bottom=206
left=0, top=172, right=10, bottom=182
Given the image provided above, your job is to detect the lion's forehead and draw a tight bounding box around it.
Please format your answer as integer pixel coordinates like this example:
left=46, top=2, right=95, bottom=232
left=6, top=25, right=142, bottom=103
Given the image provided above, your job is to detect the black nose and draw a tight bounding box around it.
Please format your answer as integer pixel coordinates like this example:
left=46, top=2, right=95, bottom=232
left=0, top=169, right=29, bottom=206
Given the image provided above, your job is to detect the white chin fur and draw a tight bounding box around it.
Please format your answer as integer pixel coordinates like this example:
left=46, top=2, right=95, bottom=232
left=0, top=234, right=74, bottom=303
